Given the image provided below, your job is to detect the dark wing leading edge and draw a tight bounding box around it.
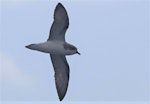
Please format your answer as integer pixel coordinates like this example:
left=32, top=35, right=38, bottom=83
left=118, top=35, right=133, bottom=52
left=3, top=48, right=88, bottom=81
left=48, top=3, right=69, bottom=41
left=50, top=54, right=70, bottom=101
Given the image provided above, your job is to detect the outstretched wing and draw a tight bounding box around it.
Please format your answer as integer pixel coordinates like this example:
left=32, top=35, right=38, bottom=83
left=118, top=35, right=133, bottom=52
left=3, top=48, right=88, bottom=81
left=50, top=54, right=69, bottom=101
left=48, top=3, right=69, bottom=41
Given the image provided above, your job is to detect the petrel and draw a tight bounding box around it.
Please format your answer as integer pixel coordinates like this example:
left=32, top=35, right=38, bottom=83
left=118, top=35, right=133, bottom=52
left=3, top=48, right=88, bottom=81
left=26, top=3, right=80, bottom=101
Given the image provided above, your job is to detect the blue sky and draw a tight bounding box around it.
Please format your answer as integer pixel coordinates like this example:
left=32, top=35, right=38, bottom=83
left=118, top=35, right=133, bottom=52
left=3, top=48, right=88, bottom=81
left=0, top=0, right=150, bottom=104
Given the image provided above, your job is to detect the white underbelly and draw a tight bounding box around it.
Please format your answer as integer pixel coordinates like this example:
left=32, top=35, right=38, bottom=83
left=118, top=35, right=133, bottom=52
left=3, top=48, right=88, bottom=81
left=37, top=41, right=68, bottom=55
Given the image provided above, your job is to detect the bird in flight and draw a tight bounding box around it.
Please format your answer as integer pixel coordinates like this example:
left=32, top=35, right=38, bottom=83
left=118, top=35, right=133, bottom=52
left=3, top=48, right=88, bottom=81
left=26, top=3, right=80, bottom=101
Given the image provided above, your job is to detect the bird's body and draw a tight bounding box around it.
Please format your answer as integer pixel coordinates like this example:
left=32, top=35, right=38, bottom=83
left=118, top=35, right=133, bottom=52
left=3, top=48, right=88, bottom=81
left=26, top=3, right=79, bottom=101
left=26, top=41, right=77, bottom=55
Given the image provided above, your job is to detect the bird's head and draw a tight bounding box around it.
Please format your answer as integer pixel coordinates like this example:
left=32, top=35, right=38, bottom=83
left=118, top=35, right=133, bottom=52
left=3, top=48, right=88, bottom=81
left=63, top=43, right=80, bottom=55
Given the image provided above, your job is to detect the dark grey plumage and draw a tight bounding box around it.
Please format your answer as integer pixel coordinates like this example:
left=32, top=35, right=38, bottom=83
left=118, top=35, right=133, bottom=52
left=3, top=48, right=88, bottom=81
left=48, top=3, right=69, bottom=41
left=50, top=55, right=69, bottom=101
left=49, top=3, right=70, bottom=101
left=26, top=2, right=80, bottom=101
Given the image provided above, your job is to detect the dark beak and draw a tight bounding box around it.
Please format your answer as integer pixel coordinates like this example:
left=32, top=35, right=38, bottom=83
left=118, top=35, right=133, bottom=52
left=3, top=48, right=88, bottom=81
left=76, top=51, right=80, bottom=55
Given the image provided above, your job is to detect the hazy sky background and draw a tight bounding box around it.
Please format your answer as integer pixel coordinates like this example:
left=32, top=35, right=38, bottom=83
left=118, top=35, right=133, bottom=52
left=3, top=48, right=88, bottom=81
left=0, top=0, right=149, bottom=104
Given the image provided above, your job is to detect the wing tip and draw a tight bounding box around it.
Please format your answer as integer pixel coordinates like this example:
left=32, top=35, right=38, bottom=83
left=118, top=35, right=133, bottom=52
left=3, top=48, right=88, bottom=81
left=55, top=77, right=68, bottom=101
left=57, top=86, right=67, bottom=101
left=57, top=2, right=64, bottom=8
left=54, top=2, right=67, bottom=19
left=59, top=96, right=64, bottom=101
left=57, top=90, right=65, bottom=101
left=58, top=2, right=62, bottom=5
